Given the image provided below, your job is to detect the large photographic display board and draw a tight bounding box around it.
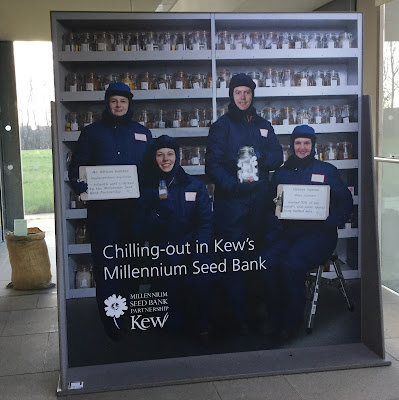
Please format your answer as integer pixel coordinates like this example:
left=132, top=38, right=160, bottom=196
left=52, top=11, right=388, bottom=395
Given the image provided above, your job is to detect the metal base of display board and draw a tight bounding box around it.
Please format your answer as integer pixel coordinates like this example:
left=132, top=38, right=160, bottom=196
left=57, top=343, right=390, bottom=396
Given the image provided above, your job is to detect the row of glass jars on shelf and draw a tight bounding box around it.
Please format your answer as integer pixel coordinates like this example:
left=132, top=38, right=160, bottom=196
left=136, top=108, right=213, bottom=129
left=180, top=146, right=206, bottom=166
left=65, top=72, right=212, bottom=92
left=75, top=255, right=94, bottom=289
left=263, top=105, right=353, bottom=125
left=65, top=112, right=98, bottom=131
left=62, top=31, right=211, bottom=52
left=216, top=31, right=354, bottom=50
left=217, top=69, right=341, bottom=89
left=282, top=141, right=354, bottom=161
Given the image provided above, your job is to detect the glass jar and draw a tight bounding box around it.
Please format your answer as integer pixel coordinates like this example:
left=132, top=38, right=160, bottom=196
left=324, top=142, right=337, bottom=160
left=75, top=261, right=93, bottom=289
left=180, top=147, right=190, bottom=166
left=337, top=141, right=353, bottom=160
left=80, top=32, right=94, bottom=52
left=154, top=109, right=168, bottom=128
left=278, top=32, right=292, bottom=50
left=199, top=146, right=206, bottom=165
left=275, top=71, right=283, bottom=87
left=206, top=72, right=213, bottom=88
left=190, top=73, right=206, bottom=89
left=189, top=108, right=203, bottom=127
left=315, top=143, right=324, bottom=160
left=297, top=71, right=309, bottom=87
left=139, top=72, right=154, bottom=90
left=83, top=112, right=97, bottom=127
left=176, top=32, right=188, bottom=51
left=247, top=71, right=262, bottom=88
left=159, top=32, right=172, bottom=51
left=97, top=32, right=112, bottom=51
left=233, top=32, right=247, bottom=50
left=190, top=147, right=201, bottom=165
left=280, top=107, right=294, bottom=125
left=296, top=108, right=311, bottom=125
left=70, top=192, right=86, bottom=209
left=83, top=73, right=100, bottom=91
left=217, top=69, right=231, bottom=89
left=204, top=108, right=213, bottom=126
left=282, top=69, right=294, bottom=87
left=339, top=32, right=353, bottom=49
left=138, top=109, right=153, bottom=129
left=263, top=107, right=277, bottom=124
left=217, top=31, right=232, bottom=50
left=75, top=220, right=90, bottom=244
left=172, top=109, right=187, bottom=127
left=313, top=70, right=325, bottom=87
left=129, top=32, right=141, bottom=51
left=326, top=105, right=342, bottom=124
left=190, top=31, right=202, bottom=51
left=65, top=112, right=79, bottom=131
left=249, top=32, right=263, bottom=50
left=103, top=74, right=119, bottom=90
left=263, top=69, right=277, bottom=87
left=294, top=33, right=306, bottom=49
left=120, top=72, right=136, bottom=90
left=114, top=32, right=126, bottom=51
left=66, top=152, right=73, bottom=169
left=282, top=144, right=292, bottom=162
left=324, top=33, right=337, bottom=49
left=172, top=71, right=189, bottom=89
left=311, top=106, right=325, bottom=124
left=199, top=31, right=210, bottom=50
left=217, top=109, right=228, bottom=118
left=264, top=32, right=278, bottom=49
left=63, top=32, right=79, bottom=52
left=144, top=31, right=158, bottom=51
left=237, top=146, right=259, bottom=183
left=156, top=73, right=172, bottom=90
left=341, top=105, right=352, bottom=124
left=306, top=33, right=322, bottom=49
left=65, top=73, right=82, bottom=92
left=325, top=70, right=340, bottom=87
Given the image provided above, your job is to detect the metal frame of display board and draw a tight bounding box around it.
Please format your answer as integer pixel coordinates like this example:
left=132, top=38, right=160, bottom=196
left=50, top=10, right=389, bottom=394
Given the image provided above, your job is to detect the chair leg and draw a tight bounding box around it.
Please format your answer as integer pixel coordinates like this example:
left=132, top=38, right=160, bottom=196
left=332, top=258, right=355, bottom=311
left=306, top=265, right=323, bottom=334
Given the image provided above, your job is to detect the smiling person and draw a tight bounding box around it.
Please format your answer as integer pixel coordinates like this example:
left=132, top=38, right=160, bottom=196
left=269, top=125, right=353, bottom=339
left=68, top=82, right=152, bottom=340
left=205, top=73, right=283, bottom=334
left=137, top=135, right=213, bottom=342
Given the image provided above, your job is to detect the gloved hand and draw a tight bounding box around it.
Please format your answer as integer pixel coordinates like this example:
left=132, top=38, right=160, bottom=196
left=70, top=179, right=88, bottom=195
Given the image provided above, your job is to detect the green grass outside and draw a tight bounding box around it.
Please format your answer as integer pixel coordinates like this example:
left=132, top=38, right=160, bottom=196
left=21, top=149, right=54, bottom=215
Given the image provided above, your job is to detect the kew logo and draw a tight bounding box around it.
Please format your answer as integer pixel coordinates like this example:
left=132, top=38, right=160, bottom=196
left=131, top=313, right=169, bottom=331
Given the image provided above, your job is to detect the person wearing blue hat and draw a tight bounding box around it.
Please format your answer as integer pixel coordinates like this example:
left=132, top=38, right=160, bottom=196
left=205, top=73, right=283, bottom=334
left=268, top=124, right=353, bottom=339
left=68, top=82, right=153, bottom=340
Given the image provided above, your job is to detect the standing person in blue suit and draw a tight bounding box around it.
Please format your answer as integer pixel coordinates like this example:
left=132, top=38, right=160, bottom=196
left=137, top=135, right=213, bottom=342
left=270, top=125, right=353, bottom=338
left=68, top=82, right=153, bottom=339
left=205, top=73, right=283, bottom=333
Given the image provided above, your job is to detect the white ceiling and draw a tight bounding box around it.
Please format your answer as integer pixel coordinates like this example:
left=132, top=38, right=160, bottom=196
left=0, top=0, right=331, bottom=41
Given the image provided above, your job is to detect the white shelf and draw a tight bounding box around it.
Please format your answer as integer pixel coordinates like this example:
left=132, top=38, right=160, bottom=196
left=66, top=209, right=87, bottom=219
left=182, top=165, right=205, bottom=175
left=338, top=227, right=358, bottom=238
left=215, top=48, right=360, bottom=60
left=68, top=244, right=92, bottom=254
left=69, top=288, right=96, bottom=298
left=326, top=159, right=358, bottom=169
left=59, top=50, right=212, bottom=62
left=60, top=89, right=213, bottom=102
left=274, top=122, right=358, bottom=135
left=217, top=86, right=360, bottom=98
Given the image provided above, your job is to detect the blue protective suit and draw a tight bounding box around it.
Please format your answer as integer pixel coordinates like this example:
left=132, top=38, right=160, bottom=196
left=270, top=157, right=353, bottom=329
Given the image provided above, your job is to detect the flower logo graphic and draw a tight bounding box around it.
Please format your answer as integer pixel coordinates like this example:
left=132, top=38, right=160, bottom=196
left=104, top=294, right=128, bottom=329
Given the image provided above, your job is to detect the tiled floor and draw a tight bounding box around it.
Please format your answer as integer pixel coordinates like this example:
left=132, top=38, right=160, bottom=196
left=1, top=214, right=399, bottom=399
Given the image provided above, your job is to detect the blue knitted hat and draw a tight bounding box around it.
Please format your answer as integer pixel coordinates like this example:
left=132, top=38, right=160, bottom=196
left=105, top=82, right=133, bottom=101
left=291, top=125, right=316, bottom=145
left=229, top=73, right=256, bottom=100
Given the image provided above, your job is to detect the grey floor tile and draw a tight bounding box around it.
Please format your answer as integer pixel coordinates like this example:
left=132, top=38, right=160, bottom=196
left=214, top=375, right=303, bottom=400
left=285, top=354, right=399, bottom=400
left=383, top=302, right=399, bottom=338
left=0, top=333, right=49, bottom=376
left=382, top=286, right=399, bottom=304
left=0, top=370, right=59, bottom=400
left=43, top=332, right=60, bottom=372
left=0, top=294, right=39, bottom=311
left=65, top=382, right=220, bottom=400
left=386, top=337, right=399, bottom=363
left=37, top=293, right=58, bottom=309
left=2, top=307, right=58, bottom=336
left=0, top=311, right=10, bottom=335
